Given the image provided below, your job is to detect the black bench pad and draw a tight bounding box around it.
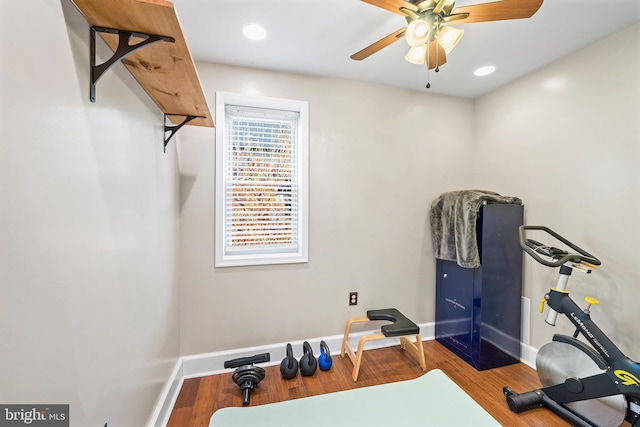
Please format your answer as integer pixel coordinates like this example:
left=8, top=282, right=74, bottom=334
left=366, top=308, right=419, bottom=337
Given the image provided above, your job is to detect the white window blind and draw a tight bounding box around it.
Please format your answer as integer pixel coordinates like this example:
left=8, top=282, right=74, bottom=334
left=225, top=106, right=299, bottom=253
left=215, top=93, right=308, bottom=267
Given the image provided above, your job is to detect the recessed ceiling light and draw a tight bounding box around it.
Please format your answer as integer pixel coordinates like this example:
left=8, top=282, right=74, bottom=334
left=474, top=65, right=496, bottom=77
left=242, top=23, right=266, bottom=41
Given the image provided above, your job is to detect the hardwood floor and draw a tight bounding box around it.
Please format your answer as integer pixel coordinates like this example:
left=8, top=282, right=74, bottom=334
left=167, top=340, right=572, bottom=427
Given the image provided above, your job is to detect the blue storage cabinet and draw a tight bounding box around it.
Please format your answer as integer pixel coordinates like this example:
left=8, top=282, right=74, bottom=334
left=435, top=203, right=523, bottom=370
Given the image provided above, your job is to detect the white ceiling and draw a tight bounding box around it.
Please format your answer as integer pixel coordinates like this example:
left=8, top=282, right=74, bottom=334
left=172, top=0, right=640, bottom=98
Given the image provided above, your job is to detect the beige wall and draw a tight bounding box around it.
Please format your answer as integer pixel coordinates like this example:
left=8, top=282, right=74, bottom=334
left=179, top=24, right=640, bottom=360
left=2, top=0, right=638, bottom=424
left=474, top=23, right=640, bottom=356
left=177, top=64, right=475, bottom=354
left=0, top=1, right=181, bottom=425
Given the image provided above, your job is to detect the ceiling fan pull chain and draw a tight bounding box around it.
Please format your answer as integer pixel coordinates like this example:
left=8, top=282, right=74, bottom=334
left=426, top=42, right=431, bottom=88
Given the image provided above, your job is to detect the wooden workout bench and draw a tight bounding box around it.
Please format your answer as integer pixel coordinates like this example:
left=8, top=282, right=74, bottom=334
left=341, top=308, right=426, bottom=381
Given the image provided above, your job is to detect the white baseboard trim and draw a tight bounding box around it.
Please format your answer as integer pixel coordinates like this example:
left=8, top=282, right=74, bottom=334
left=147, top=358, right=184, bottom=427
left=520, top=342, right=538, bottom=369
left=148, top=322, right=540, bottom=427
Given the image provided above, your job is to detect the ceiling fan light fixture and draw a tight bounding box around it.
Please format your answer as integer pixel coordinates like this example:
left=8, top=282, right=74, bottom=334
left=438, top=26, right=464, bottom=54
left=404, top=45, right=428, bottom=64
left=351, top=0, right=545, bottom=88
left=405, top=19, right=430, bottom=47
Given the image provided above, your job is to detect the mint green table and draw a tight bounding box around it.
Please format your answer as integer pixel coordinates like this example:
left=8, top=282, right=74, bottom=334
left=209, top=369, right=501, bottom=426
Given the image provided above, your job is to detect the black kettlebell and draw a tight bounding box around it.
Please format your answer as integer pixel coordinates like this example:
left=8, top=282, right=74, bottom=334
left=280, top=343, right=298, bottom=379
left=299, top=341, right=317, bottom=376
left=318, top=340, right=332, bottom=371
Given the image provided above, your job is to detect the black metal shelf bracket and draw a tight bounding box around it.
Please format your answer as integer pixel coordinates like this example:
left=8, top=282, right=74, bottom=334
left=90, top=26, right=175, bottom=103
left=164, top=114, right=204, bottom=152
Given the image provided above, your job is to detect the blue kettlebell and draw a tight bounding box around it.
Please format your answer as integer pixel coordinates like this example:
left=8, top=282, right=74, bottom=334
left=318, top=340, right=332, bottom=371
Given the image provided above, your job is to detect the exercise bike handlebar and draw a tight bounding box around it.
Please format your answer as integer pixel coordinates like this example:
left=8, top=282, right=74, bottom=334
left=519, top=225, right=601, bottom=268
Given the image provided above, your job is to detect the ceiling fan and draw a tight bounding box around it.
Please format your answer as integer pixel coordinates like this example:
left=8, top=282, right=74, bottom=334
left=351, top=0, right=544, bottom=73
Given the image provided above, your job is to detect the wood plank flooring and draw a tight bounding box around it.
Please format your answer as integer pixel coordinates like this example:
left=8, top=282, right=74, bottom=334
left=168, top=340, right=571, bottom=426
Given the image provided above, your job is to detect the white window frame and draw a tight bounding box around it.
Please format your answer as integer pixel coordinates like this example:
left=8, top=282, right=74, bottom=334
left=215, top=92, right=309, bottom=267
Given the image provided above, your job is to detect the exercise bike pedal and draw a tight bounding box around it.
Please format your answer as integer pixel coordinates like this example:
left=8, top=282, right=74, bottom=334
left=503, top=387, right=544, bottom=413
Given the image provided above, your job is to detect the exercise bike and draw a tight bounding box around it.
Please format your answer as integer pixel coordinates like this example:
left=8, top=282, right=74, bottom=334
left=503, top=225, right=640, bottom=427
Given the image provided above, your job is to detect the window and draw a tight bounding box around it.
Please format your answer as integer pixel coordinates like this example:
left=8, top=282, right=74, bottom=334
left=215, top=92, right=309, bottom=267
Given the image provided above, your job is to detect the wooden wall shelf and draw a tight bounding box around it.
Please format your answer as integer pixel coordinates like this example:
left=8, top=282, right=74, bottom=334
left=70, top=0, right=214, bottom=128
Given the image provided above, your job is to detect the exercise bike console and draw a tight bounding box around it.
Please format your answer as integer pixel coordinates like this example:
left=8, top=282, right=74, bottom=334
left=504, top=225, right=640, bottom=427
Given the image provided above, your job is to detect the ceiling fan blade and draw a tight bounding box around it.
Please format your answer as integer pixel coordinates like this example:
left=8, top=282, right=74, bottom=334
left=351, top=28, right=406, bottom=61
left=433, top=0, right=456, bottom=15
left=452, top=0, right=543, bottom=24
left=361, top=0, right=418, bottom=16
left=442, top=13, right=470, bottom=23
left=426, top=40, right=446, bottom=70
